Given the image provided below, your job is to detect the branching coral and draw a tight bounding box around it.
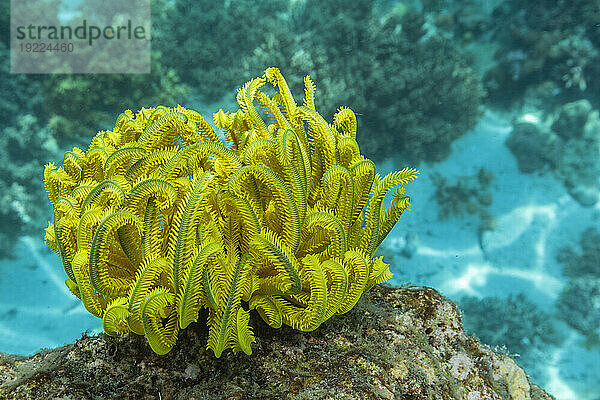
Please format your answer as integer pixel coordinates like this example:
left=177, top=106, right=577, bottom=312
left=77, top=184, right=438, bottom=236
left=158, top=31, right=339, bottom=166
left=43, top=68, right=418, bottom=357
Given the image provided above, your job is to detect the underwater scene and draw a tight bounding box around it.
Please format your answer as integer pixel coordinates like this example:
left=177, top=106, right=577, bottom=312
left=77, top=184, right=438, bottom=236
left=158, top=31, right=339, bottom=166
left=1, top=0, right=600, bottom=399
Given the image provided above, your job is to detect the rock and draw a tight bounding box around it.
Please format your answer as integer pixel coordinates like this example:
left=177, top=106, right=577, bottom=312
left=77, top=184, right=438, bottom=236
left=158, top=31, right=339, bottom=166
left=0, top=285, right=555, bottom=400
left=506, top=121, right=562, bottom=173
left=506, top=107, right=600, bottom=207
left=583, top=110, right=600, bottom=140
left=566, top=183, right=599, bottom=207
left=558, top=113, right=600, bottom=207
left=551, top=99, right=592, bottom=139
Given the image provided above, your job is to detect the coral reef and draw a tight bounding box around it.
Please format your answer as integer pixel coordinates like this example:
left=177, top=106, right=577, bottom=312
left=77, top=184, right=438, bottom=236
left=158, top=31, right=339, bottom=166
left=0, top=0, right=189, bottom=258
left=505, top=121, right=562, bottom=173
left=43, top=68, right=418, bottom=356
left=556, top=227, right=600, bottom=346
left=156, top=0, right=484, bottom=163
left=0, top=10, right=52, bottom=257
left=42, top=54, right=190, bottom=146
left=506, top=99, right=600, bottom=206
left=0, top=115, right=60, bottom=258
left=484, top=0, right=600, bottom=108
left=8, top=0, right=191, bottom=145
left=0, top=285, right=555, bottom=400
left=363, top=31, right=484, bottom=162
left=154, top=0, right=290, bottom=101
left=0, top=42, right=43, bottom=129
left=289, top=3, right=485, bottom=163
left=460, top=294, right=565, bottom=376
left=0, top=0, right=46, bottom=129
left=448, top=0, right=497, bottom=40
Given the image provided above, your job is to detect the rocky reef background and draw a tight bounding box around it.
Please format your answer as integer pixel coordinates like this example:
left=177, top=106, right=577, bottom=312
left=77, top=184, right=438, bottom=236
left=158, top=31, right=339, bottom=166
left=1, top=0, right=600, bottom=399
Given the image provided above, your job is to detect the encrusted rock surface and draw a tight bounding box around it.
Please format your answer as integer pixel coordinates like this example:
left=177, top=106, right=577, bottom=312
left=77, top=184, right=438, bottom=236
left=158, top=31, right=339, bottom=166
left=0, top=285, right=554, bottom=400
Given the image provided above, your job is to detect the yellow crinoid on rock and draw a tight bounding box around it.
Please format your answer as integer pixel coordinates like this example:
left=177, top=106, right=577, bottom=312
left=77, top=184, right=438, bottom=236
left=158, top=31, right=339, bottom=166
left=43, top=67, right=418, bottom=357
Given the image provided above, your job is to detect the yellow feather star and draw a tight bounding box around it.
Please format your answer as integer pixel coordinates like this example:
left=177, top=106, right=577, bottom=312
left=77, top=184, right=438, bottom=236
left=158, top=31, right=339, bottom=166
left=43, top=68, right=418, bottom=357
